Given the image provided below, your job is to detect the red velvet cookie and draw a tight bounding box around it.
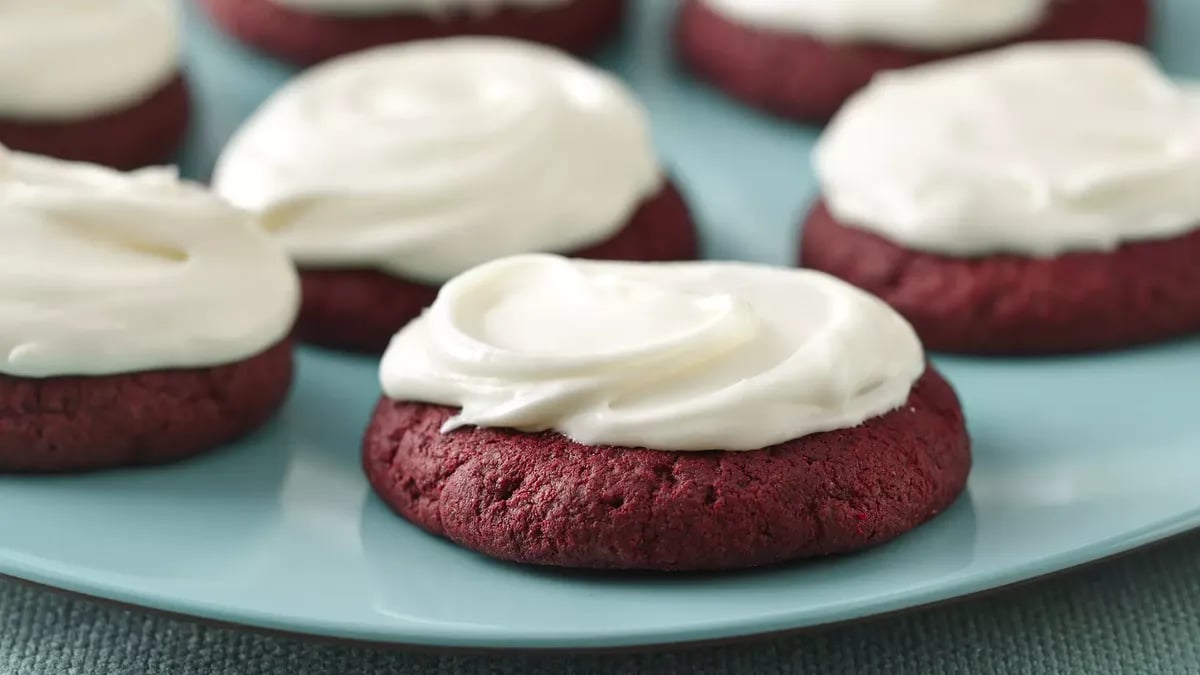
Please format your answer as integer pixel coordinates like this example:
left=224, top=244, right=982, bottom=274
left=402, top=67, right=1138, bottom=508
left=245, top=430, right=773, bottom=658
left=0, top=76, right=190, bottom=171
left=198, top=0, right=626, bottom=65
left=676, top=0, right=1151, bottom=122
left=0, top=340, right=293, bottom=473
left=799, top=202, right=1200, bottom=355
left=363, top=368, right=970, bottom=571
left=296, top=181, right=699, bottom=353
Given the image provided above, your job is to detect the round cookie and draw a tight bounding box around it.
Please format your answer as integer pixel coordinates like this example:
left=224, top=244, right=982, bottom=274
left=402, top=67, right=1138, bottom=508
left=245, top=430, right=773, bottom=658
left=802, top=43, right=1200, bottom=354
left=0, top=1, right=189, bottom=169
left=800, top=202, right=1200, bottom=354
left=0, top=341, right=292, bottom=473
left=198, top=0, right=625, bottom=65
left=363, top=254, right=970, bottom=570
left=676, top=0, right=1151, bottom=122
left=297, top=181, right=696, bottom=352
left=0, top=149, right=300, bottom=473
left=364, top=367, right=969, bottom=571
left=214, top=39, right=698, bottom=353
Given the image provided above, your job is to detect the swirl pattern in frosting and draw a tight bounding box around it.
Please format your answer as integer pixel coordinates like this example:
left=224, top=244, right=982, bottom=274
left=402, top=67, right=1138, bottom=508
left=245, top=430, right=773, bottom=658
left=0, top=0, right=180, bottom=120
left=699, top=0, right=1049, bottom=50
left=815, top=41, right=1200, bottom=257
left=380, top=254, right=925, bottom=451
left=268, top=0, right=571, bottom=18
left=0, top=146, right=299, bottom=378
left=213, top=38, right=663, bottom=284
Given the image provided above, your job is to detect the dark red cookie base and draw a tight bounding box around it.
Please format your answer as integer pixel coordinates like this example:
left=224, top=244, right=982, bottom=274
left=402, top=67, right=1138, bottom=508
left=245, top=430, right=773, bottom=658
left=800, top=202, right=1200, bottom=354
left=0, top=75, right=190, bottom=171
left=677, top=0, right=1151, bottom=122
left=199, top=0, right=626, bottom=65
left=0, top=340, right=293, bottom=473
left=296, top=181, right=699, bottom=353
left=363, top=368, right=970, bottom=571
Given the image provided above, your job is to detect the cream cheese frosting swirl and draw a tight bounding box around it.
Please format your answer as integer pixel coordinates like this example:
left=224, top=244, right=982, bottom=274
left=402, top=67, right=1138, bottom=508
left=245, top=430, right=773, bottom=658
left=698, top=0, right=1049, bottom=51
left=213, top=38, right=663, bottom=285
left=0, top=147, right=299, bottom=378
left=268, top=0, right=571, bottom=18
left=815, top=42, right=1200, bottom=258
left=380, top=254, right=925, bottom=451
left=0, top=0, right=181, bottom=121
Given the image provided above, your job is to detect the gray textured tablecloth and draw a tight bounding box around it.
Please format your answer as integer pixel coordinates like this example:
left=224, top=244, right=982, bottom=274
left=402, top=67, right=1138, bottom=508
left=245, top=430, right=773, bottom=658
left=2, top=532, right=1197, bottom=675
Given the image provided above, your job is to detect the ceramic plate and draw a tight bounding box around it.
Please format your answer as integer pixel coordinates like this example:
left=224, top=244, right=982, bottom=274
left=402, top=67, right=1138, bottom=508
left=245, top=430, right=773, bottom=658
left=1, top=0, right=1199, bottom=651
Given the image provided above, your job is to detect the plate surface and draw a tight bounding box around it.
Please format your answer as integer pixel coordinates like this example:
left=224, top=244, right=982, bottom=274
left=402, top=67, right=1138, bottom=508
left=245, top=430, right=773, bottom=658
left=2, top=0, right=1200, bottom=651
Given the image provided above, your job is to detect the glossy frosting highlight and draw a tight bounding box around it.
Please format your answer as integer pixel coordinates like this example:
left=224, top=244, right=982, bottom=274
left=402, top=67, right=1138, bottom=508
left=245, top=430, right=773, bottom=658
left=0, top=0, right=181, bottom=120
left=698, top=0, right=1049, bottom=50
left=213, top=38, right=663, bottom=284
left=815, top=42, right=1200, bottom=257
left=381, top=254, right=925, bottom=451
left=0, top=147, right=299, bottom=378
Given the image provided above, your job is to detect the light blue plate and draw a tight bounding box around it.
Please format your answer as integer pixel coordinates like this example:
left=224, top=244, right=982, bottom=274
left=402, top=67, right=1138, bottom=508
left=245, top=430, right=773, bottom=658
left=1, top=0, right=1199, bottom=651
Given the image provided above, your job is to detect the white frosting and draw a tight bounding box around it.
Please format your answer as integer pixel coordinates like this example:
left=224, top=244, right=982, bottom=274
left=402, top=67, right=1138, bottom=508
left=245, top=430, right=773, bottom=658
left=268, top=0, right=570, bottom=18
left=699, top=0, right=1050, bottom=50
left=381, top=254, right=925, bottom=451
left=815, top=42, right=1200, bottom=258
left=0, top=147, right=300, bottom=378
left=213, top=38, right=662, bottom=285
left=0, top=0, right=181, bottom=121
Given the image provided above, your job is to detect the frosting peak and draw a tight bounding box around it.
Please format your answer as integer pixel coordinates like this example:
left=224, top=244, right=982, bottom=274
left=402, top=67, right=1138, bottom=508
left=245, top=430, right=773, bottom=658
left=214, top=38, right=663, bottom=284
left=0, top=148, right=299, bottom=378
left=381, top=255, right=925, bottom=451
left=815, top=42, right=1200, bottom=257
left=0, top=0, right=180, bottom=120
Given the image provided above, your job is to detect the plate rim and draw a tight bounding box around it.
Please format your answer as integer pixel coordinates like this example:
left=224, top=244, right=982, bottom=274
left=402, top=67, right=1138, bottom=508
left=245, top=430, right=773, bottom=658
left=2, top=505, right=1198, bottom=651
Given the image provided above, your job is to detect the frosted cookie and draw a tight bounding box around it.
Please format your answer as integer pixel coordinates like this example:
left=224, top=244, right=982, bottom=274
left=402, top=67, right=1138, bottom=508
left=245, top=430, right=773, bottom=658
left=363, top=254, right=971, bottom=570
left=214, top=38, right=698, bottom=353
left=800, top=42, right=1200, bottom=354
left=677, top=0, right=1151, bottom=121
left=199, top=0, right=625, bottom=65
left=0, top=0, right=190, bottom=169
left=0, top=147, right=299, bottom=472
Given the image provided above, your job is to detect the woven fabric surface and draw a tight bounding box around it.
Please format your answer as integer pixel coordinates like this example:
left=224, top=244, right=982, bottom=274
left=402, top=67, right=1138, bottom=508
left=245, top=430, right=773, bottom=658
left=1, top=532, right=1198, bottom=675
